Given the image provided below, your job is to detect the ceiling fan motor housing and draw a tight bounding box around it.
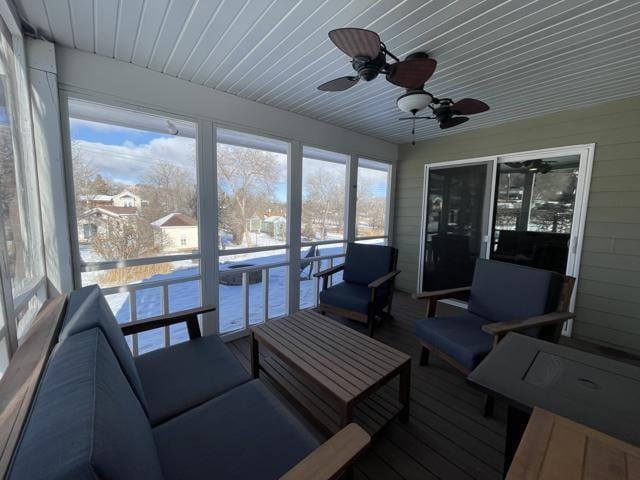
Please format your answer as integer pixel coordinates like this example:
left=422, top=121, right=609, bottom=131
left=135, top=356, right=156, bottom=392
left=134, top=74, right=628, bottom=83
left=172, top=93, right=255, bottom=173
left=352, top=53, right=385, bottom=81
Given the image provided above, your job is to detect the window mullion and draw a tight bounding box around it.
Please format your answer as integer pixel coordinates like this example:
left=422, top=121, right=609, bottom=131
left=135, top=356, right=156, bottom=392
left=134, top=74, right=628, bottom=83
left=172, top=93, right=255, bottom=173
left=287, top=140, right=302, bottom=315
left=345, top=154, right=358, bottom=244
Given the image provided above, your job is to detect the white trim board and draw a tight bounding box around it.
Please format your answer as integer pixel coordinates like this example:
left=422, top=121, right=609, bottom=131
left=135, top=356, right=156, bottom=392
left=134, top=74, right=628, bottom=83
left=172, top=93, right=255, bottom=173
left=54, top=46, right=398, bottom=163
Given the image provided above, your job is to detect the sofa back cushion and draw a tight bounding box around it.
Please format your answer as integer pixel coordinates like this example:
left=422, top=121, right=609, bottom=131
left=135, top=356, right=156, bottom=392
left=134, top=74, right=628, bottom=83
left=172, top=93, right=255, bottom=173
left=59, top=285, right=148, bottom=413
left=468, top=259, right=562, bottom=324
left=343, top=243, right=396, bottom=286
left=9, top=329, right=164, bottom=480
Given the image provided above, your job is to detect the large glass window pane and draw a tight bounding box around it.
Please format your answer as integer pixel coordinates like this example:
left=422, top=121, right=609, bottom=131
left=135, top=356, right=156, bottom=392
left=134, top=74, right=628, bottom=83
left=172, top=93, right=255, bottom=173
left=356, top=159, right=390, bottom=238
left=0, top=28, right=44, bottom=297
left=302, top=147, right=347, bottom=242
left=68, top=99, right=198, bottom=264
left=217, top=129, right=288, bottom=251
left=492, top=155, right=579, bottom=273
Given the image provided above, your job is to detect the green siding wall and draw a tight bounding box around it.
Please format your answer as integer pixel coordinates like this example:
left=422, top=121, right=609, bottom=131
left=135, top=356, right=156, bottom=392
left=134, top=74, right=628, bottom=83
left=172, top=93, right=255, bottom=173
left=395, top=96, right=640, bottom=354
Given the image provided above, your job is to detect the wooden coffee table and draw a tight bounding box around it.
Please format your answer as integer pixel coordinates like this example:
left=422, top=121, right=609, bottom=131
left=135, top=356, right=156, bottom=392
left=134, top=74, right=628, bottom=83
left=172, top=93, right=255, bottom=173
left=250, top=310, right=411, bottom=433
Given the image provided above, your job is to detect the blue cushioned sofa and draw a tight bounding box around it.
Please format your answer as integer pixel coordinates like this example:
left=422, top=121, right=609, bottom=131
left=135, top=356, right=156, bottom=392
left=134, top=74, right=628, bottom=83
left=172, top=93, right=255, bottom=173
left=5, top=286, right=369, bottom=480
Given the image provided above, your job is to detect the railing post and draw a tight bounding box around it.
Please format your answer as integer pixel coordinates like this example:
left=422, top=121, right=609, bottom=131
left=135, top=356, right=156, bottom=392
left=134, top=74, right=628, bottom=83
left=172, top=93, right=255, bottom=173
left=262, top=268, right=269, bottom=323
left=162, top=284, right=170, bottom=347
left=242, top=272, right=249, bottom=330
left=129, top=289, right=139, bottom=356
left=287, top=140, right=303, bottom=315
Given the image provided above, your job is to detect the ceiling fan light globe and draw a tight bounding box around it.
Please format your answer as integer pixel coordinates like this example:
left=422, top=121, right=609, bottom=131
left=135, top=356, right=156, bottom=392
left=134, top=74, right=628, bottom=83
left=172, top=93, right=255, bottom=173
left=396, top=91, right=433, bottom=114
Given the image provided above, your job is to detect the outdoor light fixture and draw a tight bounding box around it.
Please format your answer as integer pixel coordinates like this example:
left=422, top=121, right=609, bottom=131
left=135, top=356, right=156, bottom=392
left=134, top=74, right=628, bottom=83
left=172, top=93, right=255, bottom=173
left=396, top=90, right=434, bottom=114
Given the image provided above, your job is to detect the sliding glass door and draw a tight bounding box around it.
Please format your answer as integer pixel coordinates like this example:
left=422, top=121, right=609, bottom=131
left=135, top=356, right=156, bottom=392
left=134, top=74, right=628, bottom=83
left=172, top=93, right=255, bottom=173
left=419, top=159, right=495, bottom=292
left=491, top=155, right=580, bottom=274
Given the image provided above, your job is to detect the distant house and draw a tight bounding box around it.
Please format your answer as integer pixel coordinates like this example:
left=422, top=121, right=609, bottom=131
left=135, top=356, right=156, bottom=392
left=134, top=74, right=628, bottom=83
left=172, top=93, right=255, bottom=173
left=261, top=215, right=286, bottom=240
left=152, top=213, right=198, bottom=252
left=76, top=206, right=138, bottom=242
left=113, top=190, right=142, bottom=208
left=77, top=189, right=145, bottom=209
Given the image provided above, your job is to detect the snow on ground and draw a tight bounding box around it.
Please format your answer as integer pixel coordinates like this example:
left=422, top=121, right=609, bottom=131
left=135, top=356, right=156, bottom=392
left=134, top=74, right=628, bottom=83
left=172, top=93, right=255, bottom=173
left=96, top=245, right=344, bottom=355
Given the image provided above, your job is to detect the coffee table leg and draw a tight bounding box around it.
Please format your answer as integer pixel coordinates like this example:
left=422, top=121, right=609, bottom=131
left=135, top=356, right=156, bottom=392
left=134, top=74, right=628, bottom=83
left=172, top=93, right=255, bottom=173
left=339, top=402, right=354, bottom=428
left=399, top=361, right=411, bottom=423
left=251, top=332, right=259, bottom=379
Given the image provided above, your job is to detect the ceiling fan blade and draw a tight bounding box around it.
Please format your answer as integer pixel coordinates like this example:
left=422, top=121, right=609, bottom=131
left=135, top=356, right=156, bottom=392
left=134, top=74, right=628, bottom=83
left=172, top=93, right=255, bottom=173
left=317, top=76, right=359, bottom=91
left=328, top=28, right=381, bottom=59
left=440, top=116, right=469, bottom=129
left=387, top=58, right=437, bottom=89
left=398, top=116, right=433, bottom=120
left=450, top=98, right=489, bottom=115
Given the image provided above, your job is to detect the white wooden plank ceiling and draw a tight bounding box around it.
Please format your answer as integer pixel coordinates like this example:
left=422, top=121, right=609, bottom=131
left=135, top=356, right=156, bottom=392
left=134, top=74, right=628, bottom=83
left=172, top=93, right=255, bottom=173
left=15, top=0, right=640, bottom=144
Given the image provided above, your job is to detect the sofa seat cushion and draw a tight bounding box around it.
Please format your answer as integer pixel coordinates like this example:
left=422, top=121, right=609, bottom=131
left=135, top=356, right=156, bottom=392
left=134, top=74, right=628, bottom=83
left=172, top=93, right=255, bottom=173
left=153, top=380, right=319, bottom=480
left=59, top=285, right=149, bottom=413
left=9, top=329, right=163, bottom=480
left=135, top=334, right=251, bottom=425
left=414, top=313, right=494, bottom=371
left=319, top=282, right=376, bottom=314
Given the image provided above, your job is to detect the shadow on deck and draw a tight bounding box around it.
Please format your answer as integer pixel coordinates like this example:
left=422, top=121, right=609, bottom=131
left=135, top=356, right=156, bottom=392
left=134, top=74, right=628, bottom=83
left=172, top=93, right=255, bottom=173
left=227, top=292, right=507, bottom=480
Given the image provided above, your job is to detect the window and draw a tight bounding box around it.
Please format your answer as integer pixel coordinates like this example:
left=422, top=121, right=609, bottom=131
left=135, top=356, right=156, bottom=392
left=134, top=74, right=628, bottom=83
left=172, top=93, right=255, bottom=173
left=302, top=147, right=347, bottom=241
left=0, top=17, right=46, bottom=373
left=299, top=147, right=348, bottom=309
left=217, top=129, right=289, bottom=333
left=356, top=159, right=391, bottom=239
left=67, top=98, right=200, bottom=353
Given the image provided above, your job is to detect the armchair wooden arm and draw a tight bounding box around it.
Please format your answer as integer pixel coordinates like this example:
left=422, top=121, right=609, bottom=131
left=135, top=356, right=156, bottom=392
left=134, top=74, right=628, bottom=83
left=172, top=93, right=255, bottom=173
left=281, top=423, right=370, bottom=480
left=313, top=264, right=345, bottom=279
left=368, top=270, right=401, bottom=289
left=120, top=305, right=216, bottom=339
left=482, top=311, right=576, bottom=343
left=412, top=286, right=472, bottom=300
left=412, top=286, right=471, bottom=317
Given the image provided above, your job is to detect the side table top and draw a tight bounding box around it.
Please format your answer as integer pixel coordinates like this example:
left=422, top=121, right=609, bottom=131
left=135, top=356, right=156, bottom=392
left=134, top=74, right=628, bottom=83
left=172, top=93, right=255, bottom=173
left=507, top=407, right=640, bottom=479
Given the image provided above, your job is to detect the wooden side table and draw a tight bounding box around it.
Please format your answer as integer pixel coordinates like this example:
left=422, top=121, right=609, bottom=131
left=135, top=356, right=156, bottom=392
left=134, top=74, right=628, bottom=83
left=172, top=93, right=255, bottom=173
left=507, top=407, right=640, bottom=479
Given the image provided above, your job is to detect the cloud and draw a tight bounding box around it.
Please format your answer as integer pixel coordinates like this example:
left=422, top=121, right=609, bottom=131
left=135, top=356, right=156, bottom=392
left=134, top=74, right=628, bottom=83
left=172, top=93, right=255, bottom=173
left=72, top=136, right=196, bottom=185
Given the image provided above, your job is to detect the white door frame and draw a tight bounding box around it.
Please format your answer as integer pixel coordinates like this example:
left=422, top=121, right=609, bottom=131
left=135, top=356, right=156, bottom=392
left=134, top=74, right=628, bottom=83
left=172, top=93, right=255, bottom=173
left=417, top=144, right=595, bottom=336
left=417, top=156, right=498, bottom=294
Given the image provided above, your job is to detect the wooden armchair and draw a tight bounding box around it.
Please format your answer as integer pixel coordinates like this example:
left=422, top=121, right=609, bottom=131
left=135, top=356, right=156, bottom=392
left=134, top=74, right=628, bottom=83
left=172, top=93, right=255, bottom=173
left=413, top=259, right=575, bottom=415
left=314, top=243, right=400, bottom=337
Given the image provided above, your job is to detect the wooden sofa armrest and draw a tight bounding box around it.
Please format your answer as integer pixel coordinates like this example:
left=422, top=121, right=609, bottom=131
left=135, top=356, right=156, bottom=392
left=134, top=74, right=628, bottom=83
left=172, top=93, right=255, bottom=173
left=368, top=270, right=401, bottom=289
left=120, top=305, right=216, bottom=339
left=482, top=311, right=576, bottom=339
left=281, top=423, right=370, bottom=480
left=313, top=264, right=345, bottom=279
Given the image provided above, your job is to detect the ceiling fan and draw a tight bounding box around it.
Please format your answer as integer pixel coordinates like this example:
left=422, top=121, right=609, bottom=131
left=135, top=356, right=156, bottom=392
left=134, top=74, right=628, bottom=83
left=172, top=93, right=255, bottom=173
left=317, top=28, right=489, bottom=143
left=397, top=93, right=490, bottom=144
left=317, top=28, right=437, bottom=91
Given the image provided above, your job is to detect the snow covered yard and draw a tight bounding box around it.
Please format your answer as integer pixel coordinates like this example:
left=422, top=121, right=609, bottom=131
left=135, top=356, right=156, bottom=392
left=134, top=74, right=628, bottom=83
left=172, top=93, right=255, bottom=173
left=99, top=247, right=344, bottom=354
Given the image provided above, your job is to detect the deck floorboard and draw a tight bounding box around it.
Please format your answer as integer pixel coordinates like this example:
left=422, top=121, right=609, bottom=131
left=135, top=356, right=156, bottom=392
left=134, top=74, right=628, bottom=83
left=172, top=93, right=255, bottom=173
left=228, top=292, right=507, bottom=480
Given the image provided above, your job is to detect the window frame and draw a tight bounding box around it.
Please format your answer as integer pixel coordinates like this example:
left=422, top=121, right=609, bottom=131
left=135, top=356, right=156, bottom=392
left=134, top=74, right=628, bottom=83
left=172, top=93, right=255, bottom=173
left=0, top=16, right=46, bottom=366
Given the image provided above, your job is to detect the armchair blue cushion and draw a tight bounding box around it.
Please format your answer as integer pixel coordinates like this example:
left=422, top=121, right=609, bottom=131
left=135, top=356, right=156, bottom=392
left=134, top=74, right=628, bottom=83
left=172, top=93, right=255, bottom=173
left=319, top=282, right=373, bottom=315
left=414, top=313, right=494, bottom=371
left=414, top=259, right=563, bottom=372
left=468, top=258, right=562, bottom=323
left=343, top=243, right=395, bottom=286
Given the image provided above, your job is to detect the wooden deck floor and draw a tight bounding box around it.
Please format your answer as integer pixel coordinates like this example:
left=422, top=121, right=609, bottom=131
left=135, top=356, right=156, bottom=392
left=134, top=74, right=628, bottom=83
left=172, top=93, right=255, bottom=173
left=227, top=292, right=508, bottom=480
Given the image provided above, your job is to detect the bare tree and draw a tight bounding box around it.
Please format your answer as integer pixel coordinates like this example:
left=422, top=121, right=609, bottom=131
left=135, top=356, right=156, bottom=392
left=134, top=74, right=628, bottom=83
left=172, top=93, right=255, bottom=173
left=90, top=216, right=159, bottom=260
left=71, top=141, right=99, bottom=212
left=357, top=172, right=387, bottom=236
left=141, top=159, right=197, bottom=220
left=217, top=144, right=283, bottom=246
left=302, top=168, right=344, bottom=240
